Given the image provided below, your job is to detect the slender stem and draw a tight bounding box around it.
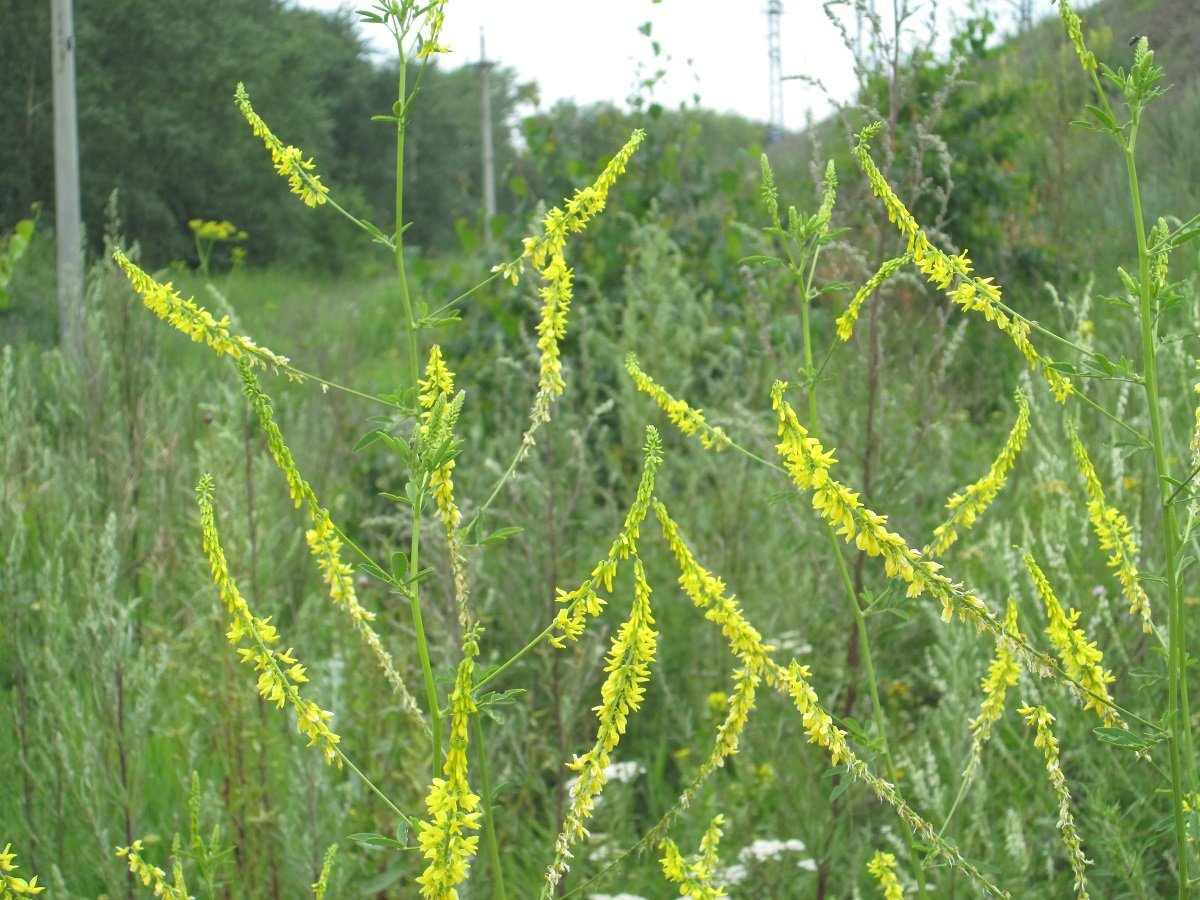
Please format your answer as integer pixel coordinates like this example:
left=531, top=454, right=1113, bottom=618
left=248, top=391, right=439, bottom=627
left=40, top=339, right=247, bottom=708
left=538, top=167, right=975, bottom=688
left=283, top=365, right=406, bottom=410
left=474, top=713, right=507, bottom=900
left=408, top=489, right=442, bottom=766
left=337, top=749, right=417, bottom=831
left=1126, top=138, right=1194, bottom=897
left=395, top=57, right=421, bottom=394
left=472, top=622, right=556, bottom=698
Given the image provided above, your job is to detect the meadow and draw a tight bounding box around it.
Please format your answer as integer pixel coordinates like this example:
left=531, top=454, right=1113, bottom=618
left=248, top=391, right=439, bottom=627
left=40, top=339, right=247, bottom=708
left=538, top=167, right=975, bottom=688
left=3, top=0, right=1200, bottom=897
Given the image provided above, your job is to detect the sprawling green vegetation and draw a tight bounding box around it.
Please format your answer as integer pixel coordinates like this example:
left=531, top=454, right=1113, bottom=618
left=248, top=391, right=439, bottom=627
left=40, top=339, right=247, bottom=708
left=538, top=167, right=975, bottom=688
left=3, top=0, right=1200, bottom=897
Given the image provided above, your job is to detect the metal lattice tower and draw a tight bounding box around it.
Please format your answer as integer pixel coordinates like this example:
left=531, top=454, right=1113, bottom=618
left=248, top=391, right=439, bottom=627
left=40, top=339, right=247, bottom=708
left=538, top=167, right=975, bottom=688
left=767, top=0, right=783, bottom=141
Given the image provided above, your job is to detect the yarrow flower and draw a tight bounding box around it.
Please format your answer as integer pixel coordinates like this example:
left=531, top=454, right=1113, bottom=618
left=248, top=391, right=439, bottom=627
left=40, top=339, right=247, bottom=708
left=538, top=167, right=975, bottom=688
left=659, top=815, right=729, bottom=900
left=1019, top=705, right=1092, bottom=898
left=521, top=130, right=644, bottom=429
left=928, top=388, right=1031, bottom=557
left=0, top=843, right=45, bottom=897
left=867, top=850, right=904, bottom=900
left=550, top=428, right=662, bottom=647
left=1023, top=553, right=1119, bottom=727
left=113, top=250, right=289, bottom=371
left=416, top=627, right=483, bottom=898
left=1067, top=422, right=1154, bottom=633
left=625, top=354, right=731, bottom=451
left=238, top=361, right=427, bottom=729
left=235, top=83, right=329, bottom=208
left=852, top=123, right=1071, bottom=403
left=546, top=557, right=658, bottom=893
left=198, top=475, right=343, bottom=766
left=115, top=840, right=190, bottom=900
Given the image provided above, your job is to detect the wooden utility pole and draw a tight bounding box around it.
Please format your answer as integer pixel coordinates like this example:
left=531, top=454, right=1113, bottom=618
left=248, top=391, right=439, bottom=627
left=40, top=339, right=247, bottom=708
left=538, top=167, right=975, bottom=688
left=479, top=30, right=496, bottom=250
left=51, top=0, right=83, bottom=361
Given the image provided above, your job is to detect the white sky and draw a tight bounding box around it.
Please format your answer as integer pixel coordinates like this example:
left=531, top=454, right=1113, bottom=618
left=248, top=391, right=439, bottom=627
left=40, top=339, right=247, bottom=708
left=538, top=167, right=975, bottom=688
left=294, top=1, right=1026, bottom=130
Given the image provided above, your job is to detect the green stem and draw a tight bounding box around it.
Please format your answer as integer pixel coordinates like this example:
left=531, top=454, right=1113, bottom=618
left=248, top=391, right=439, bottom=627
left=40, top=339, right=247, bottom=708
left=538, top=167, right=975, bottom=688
left=337, top=749, right=417, bottom=832
left=474, top=712, right=507, bottom=900
left=395, top=57, right=421, bottom=394
left=408, top=489, right=442, bottom=767
left=471, top=622, right=555, bottom=699
left=283, top=365, right=406, bottom=410
left=1126, top=138, right=1194, bottom=896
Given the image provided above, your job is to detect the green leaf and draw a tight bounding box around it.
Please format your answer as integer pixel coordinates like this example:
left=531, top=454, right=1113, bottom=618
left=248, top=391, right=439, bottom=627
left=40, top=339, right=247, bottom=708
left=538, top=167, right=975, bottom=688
left=347, top=832, right=406, bottom=849
left=1084, top=104, right=1117, bottom=132
left=1093, top=727, right=1147, bottom=750
left=390, top=551, right=409, bottom=583
left=353, top=429, right=386, bottom=452
left=478, top=526, right=523, bottom=547
left=738, top=254, right=781, bottom=266
left=359, top=562, right=388, bottom=583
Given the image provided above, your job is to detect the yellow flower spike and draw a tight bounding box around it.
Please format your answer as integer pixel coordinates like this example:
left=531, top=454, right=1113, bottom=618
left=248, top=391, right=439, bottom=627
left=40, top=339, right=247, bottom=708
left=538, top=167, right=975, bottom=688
left=659, top=815, right=729, bottom=900
left=238, top=361, right=429, bottom=731
left=235, top=83, right=329, bottom=208
left=550, top=428, right=662, bottom=648
left=1066, top=422, right=1154, bottom=633
left=837, top=252, right=912, bottom=342
left=928, top=388, right=1031, bottom=558
left=521, top=130, right=644, bottom=430
left=1055, top=0, right=1097, bottom=71
left=416, top=627, right=483, bottom=898
left=197, top=475, right=343, bottom=767
left=113, top=249, right=290, bottom=372
left=852, top=125, right=1071, bottom=402
left=1023, top=553, right=1119, bottom=728
left=312, top=844, right=338, bottom=900
left=1019, top=705, right=1092, bottom=898
left=867, top=850, right=904, bottom=900
left=965, top=599, right=1022, bottom=783
left=653, top=501, right=1009, bottom=898
left=626, top=354, right=732, bottom=451
left=0, top=843, right=45, bottom=897
left=115, top=840, right=190, bottom=900
left=546, top=556, right=659, bottom=893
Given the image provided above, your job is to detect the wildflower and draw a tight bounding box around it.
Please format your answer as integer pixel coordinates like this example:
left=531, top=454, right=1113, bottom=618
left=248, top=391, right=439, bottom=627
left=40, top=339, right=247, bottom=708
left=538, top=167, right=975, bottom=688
left=852, top=124, right=1070, bottom=402
left=1023, top=553, right=1119, bottom=727
left=239, top=362, right=427, bottom=729
left=867, top=850, right=904, bottom=900
left=198, top=475, right=342, bottom=766
left=113, top=250, right=289, bottom=371
left=416, top=627, right=483, bottom=898
left=1067, top=423, right=1154, bottom=632
left=966, top=599, right=1022, bottom=781
left=0, top=843, right=44, bottom=896
left=1019, top=705, right=1092, bottom=897
left=522, top=130, right=644, bottom=428
left=312, top=844, right=337, bottom=900
left=235, top=83, right=329, bottom=207
left=738, top=837, right=807, bottom=863
left=115, top=840, right=189, bottom=900
left=836, top=252, right=912, bottom=342
left=551, top=428, right=662, bottom=647
left=1055, top=0, right=1096, bottom=71
left=659, top=815, right=729, bottom=899
left=547, top=558, right=658, bottom=892
left=625, top=354, right=732, bottom=451
left=928, top=388, right=1031, bottom=557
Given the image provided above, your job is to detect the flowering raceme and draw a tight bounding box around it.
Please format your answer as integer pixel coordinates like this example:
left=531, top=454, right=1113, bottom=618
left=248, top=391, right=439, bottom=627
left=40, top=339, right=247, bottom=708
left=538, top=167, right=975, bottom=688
left=659, top=815, right=729, bottom=900
left=0, top=843, right=44, bottom=897
left=626, top=354, right=732, bottom=451
left=235, top=83, right=329, bottom=208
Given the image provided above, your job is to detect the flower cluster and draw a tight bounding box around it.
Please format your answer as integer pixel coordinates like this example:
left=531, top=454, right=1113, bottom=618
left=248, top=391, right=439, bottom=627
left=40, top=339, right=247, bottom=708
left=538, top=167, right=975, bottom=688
left=0, top=843, right=44, bottom=897
left=416, top=0, right=450, bottom=56
left=866, top=850, right=904, bottom=900
left=312, top=844, right=337, bottom=900
left=1067, top=423, right=1153, bottom=633
left=416, top=627, right=482, bottom=898
left=115, top=840, right=190, bottom=900
left=1019, top=705, right=1092, bottom=897
left=626, top=354, right=732, bottom=451
left=114, top=250, right=289, bottom=371
left=234, top=83, right=329, bottom=208
left=967, top=599, right=1023, bottom=775
left=521, top=130, right=644, bottom=427
left=188, top=219, right=247, bottom=242
left=836, top=252, right=912, bottom=342
left=928, top=388, right=1031, bottom=557
left=238, top=362, right=427, bottom=728
left=547, top=558, right=658, bottom=892
left=852, top=124, right=1071, bottom=402
left=659, top=815, right=729, bottom=900
left=1056, top=0, right=1096, bottom=71
left=1023, top=554, right=1118, bottom=727
left=550, top=428, right=662, bottom=647
left=198, top=475, right=342, bottom=766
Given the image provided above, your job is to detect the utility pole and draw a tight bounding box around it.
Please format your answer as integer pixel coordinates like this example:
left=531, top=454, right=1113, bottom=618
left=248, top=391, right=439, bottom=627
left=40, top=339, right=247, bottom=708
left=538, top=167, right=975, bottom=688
left=51, top=0, right=83, bottom=362
left=479, top=30, right=496, bottom=252
left=767, top=0, right=783, bottom=142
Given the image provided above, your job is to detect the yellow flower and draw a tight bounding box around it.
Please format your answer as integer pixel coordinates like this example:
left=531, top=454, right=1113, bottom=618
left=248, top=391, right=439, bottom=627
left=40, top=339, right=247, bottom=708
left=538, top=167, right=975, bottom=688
left=235, top=83, right=329, bottom=208
left=867, top=850, right=904, bottom=900
left=114, top=250, right=289, bottom=371
left=522, top=131, right=644, bottom=429
left=836, top=252, right=912, bottom=342
left=0, top=843, right=45, bottom=897
left=626, top=353, right=731, bottom=451
left=1056, top=0, right=1096, bottom=71
left=659, top=815, right=729, bottom=899
left=115, top=840, right=190, bottom=900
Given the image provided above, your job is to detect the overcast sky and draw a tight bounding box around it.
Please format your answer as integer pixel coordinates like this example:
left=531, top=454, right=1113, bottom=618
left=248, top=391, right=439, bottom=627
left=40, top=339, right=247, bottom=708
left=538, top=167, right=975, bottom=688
left=293, top=2, right=1041, bottom=130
